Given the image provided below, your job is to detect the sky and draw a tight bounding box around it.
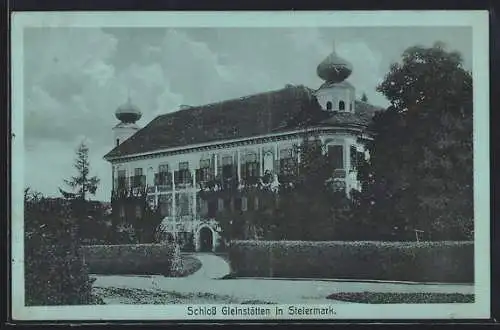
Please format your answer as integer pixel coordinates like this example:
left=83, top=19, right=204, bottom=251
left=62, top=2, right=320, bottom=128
left=22, top=26, right=472, bottom=202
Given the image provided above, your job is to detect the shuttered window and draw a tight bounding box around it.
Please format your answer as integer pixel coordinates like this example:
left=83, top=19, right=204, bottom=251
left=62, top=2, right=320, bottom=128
left=328, top=145, right=344, bottom=169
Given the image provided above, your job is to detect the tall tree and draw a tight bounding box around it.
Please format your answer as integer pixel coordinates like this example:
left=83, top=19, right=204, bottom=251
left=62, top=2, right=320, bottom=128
left=361, top=42, right=473, bottom=240
left=59, top=141, right=100, bottom=201
left=130, top=195, right=164, bottom=243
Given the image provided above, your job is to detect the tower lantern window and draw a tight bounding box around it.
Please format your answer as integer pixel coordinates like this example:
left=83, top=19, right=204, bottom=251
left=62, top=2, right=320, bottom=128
left=339, top=100, right=346, bottom=111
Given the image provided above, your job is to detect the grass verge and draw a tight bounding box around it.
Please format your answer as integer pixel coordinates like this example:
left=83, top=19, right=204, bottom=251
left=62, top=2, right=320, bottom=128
left=173, top=254, right=202, bottom=277
left=93, top=287, right=239, bottom=304
left=326, top=292, right=474, bottom=304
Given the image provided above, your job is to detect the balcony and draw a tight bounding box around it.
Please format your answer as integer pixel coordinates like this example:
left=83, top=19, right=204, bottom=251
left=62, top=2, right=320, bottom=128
left=154, top=172, right=173, bottom=191
left=333, top=169, right=346, bottom=178
left=114, top=178, right=129, bottom=192
left=331, top=179, right=346, bottom=192
left=131, top=175, right=146, bottom=188
left=112, top=177, right=147, bottom=198
left=195, top=168, right=214, bottom=186
left=242, top=175, right=260, bottom=186
left=174, top=170, right=193, bottom=189
left=198, top=174, right=238, bottom=194
left=130, top=175, right=146, bottom=196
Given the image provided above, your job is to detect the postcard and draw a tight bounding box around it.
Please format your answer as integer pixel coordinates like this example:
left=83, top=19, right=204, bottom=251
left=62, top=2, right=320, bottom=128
left=10, top=10, right=490, bottom=321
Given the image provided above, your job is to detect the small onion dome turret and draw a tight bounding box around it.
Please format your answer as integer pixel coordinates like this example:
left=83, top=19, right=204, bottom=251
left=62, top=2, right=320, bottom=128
left=115, top=98, right=142, bottom=124
left=317, top=42, right=353, bottom=83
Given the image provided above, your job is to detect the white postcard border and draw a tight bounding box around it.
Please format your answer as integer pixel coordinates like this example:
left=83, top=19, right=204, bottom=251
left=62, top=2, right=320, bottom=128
left=10, top=10, right=490, bottom=321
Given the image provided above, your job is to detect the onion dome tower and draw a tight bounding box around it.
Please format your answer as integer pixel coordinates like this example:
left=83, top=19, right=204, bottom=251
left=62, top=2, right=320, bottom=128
left=112, top=96, right=142, bottom=147
left=315, top=41, right=356, bottom=113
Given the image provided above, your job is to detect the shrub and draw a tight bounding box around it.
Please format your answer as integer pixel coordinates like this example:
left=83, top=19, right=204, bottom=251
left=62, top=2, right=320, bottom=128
left=81, top=244, right=174, bottom=275
left=183, top=240, right=196, bottom=252
left=326, top=292, right=474, bottom=304
left=229, top=240, right=473, bottom=283
left=24, top=196, right=95, bottom=306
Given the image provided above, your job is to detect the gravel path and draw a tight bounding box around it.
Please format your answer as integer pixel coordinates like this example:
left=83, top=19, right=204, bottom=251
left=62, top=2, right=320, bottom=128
left=186, top=253, right=231, bottom=279
left=91, top=253, right=473, bottom=304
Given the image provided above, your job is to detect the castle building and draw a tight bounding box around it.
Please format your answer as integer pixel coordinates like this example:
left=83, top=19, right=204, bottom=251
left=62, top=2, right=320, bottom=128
left=103, top=44, right=382, bottom=252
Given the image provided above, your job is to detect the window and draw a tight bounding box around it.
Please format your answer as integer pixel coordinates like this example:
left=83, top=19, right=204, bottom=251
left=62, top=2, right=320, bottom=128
left=254, top=196, right=259, bottom=210
left=339, top=100, right=346, bottom=111
left=158, top=195, right=170, bottom=217
left=197, top=159, right=211, bottom=182
left=177, top=193, right=190, bottom=216
left=357, top=151, right=365, bottom=168
left=350, top=102, right=353, bottom=111
left=119, top=205, right=125, bottom=218
left=279, top=148, right=295, bottom=176
left=135, top=205, right=142, bottom=218
left=263, top=151, right=274, bottom=173
left=133, top=168, right=145, bottom=187
left=234, top=198, right=242, bottom=212
left=350, top=146, right=357, bottom=170
left=198, top=198, right=208, bottom=216
left=225, top=198, right=232, bottom=211
left=175, top=162, right=191, bottom=184
left=208, top=200, right=217, bottom=217
left=326, top=101, right=332, bottom=110
left=328, top=145, right=344, bottom=169
left=157, top=164, right=171, bottom=185
left=116, top=138, right=120, bottom=146
left=221, top=156, right=234, bottom=179
left=159, top=164, right=169, bottom=173
left=117, top=170, right=127, bottom=189
left=242, top=152, right=259, bottom=181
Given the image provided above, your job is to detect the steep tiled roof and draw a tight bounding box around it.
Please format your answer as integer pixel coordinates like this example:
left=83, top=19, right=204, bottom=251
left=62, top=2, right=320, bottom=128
left=104, top=86, right=383, bottom=160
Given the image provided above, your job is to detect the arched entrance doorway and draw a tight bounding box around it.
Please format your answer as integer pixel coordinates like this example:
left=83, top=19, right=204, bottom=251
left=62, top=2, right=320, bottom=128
left=199, top=227, right=213, bottom=252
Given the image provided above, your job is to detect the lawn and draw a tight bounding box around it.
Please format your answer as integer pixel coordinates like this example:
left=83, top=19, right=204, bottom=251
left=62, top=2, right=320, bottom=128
left=326, top=292, right=474, bottom=304
left=93, top=287, right=239, bottom=304
left=93, top=287, right=277, bottom=304
left=174, top=254, right=202, bottom=277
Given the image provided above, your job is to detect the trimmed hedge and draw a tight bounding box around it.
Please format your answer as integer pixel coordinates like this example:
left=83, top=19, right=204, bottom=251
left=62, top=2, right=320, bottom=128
left=229, top=240, right=474, bottom=283
left=81, top=244, right=174, bottom=275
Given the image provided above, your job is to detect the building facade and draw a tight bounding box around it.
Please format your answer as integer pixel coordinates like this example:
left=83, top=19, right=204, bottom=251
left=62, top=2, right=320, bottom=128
left=104, top=45, right=381, bottom=252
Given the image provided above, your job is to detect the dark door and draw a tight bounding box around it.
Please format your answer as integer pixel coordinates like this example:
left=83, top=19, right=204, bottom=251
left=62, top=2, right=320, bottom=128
left=199, top=227, right=213, bottom=252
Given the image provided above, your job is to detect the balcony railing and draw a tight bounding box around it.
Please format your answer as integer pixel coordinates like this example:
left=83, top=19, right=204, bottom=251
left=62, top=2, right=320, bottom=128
left=132, top=175, right=146, bottom=188
left=331, top=179, right=346, bottom=192
left=174, top=170, right=193, bottom=189
left=112, top=181, right=147, bottom=198
left=242, top=175, right=260, bottom=186
left=134, top=163, right=350, bottom=196
left=115, top=178, right=128, bottom=192
left=333, top=169, right=346, bottom=178
left=195, top=168, right=214, bottom=184
left=154, top=173, right=173, bottom=191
